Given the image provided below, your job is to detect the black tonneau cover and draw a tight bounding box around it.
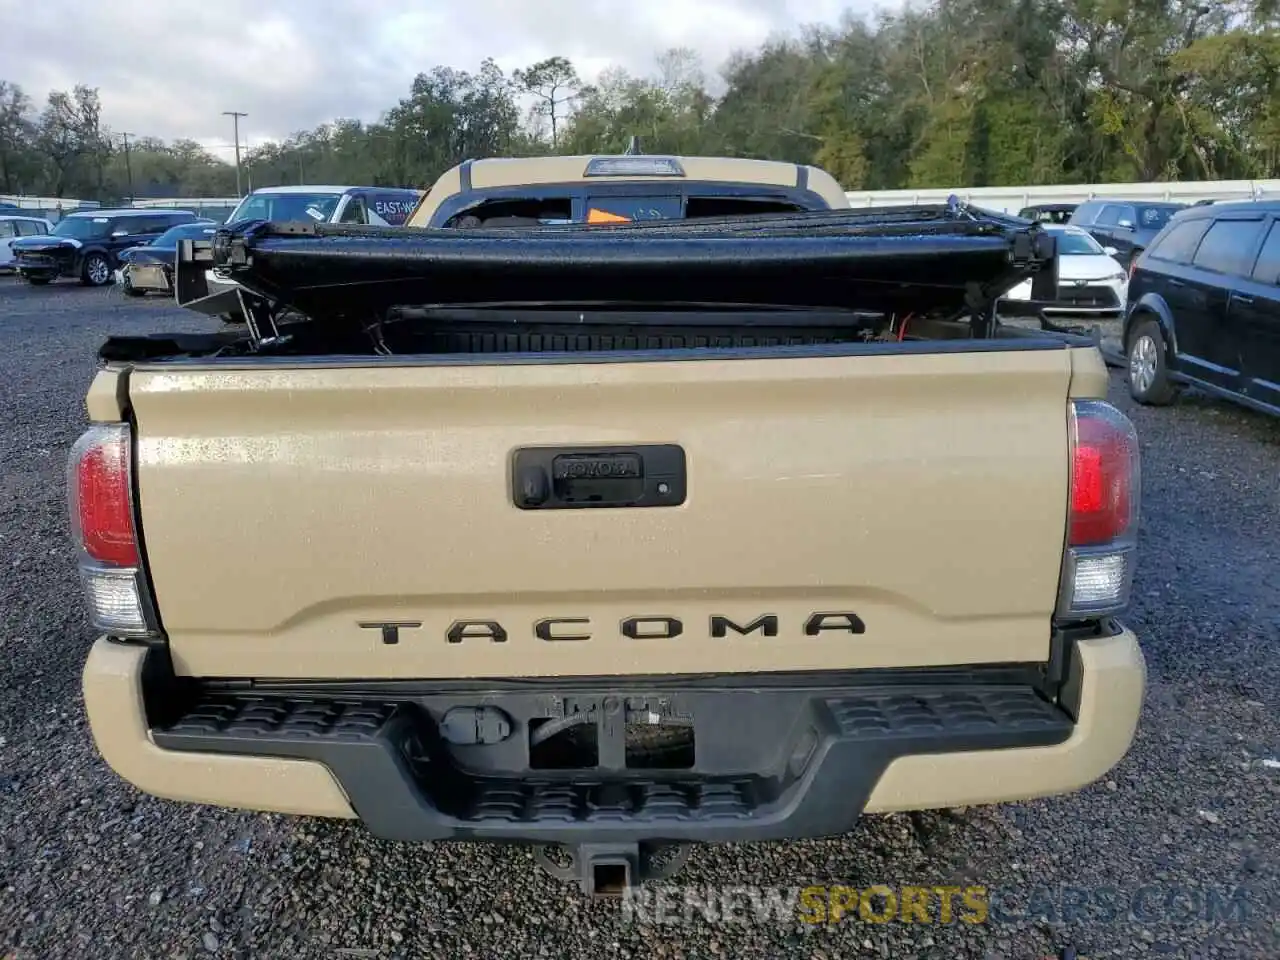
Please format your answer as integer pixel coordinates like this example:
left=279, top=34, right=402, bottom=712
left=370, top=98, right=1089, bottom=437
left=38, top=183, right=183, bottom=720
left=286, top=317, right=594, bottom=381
left=176, top=201, right=1058, bottom=322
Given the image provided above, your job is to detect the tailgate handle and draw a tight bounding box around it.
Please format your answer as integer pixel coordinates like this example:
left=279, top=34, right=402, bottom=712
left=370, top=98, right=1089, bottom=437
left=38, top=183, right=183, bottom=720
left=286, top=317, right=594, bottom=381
left=513, top=445, right=686, bottom=510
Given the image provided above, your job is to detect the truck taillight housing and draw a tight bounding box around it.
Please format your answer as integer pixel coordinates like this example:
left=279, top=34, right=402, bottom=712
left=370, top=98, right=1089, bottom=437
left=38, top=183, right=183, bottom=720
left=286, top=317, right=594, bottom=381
left=67, top=424, right=157, bottom=638
left=1056, top=399, right=1140, bottom=619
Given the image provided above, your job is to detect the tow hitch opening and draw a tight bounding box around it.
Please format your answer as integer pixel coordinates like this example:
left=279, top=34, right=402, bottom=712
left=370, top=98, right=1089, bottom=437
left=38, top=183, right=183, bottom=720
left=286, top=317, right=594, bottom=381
left=533, top=842, right=693, bottom=896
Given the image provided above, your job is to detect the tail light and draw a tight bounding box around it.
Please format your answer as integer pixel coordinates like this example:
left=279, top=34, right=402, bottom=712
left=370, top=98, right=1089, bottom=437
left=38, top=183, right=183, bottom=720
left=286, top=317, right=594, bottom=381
left=1056, top=399, right=1140, bottom=619
left=67, top=424, right=157, bottom=637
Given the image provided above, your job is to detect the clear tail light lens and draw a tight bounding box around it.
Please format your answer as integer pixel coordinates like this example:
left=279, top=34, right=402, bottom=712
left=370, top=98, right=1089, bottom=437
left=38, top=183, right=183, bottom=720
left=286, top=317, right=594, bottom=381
left=1057, top=399, right=1140, bottom=618
left=67, top=424, right=156, bottom=638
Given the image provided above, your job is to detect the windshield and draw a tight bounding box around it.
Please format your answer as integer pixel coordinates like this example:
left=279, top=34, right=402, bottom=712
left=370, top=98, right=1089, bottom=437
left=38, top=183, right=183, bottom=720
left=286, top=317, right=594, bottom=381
left=1055, top=230, right=1104, bottom=255
left=51, top=217, right=112, bottom=240
left=153, top=223, right=215, bottom=246
left=229, top=192, right=343, bottom=224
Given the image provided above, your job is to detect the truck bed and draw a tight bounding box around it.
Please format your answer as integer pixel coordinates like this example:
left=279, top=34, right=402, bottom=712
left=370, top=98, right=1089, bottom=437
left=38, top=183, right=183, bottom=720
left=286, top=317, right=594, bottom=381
left=92, top=202, right=1098, bottom=681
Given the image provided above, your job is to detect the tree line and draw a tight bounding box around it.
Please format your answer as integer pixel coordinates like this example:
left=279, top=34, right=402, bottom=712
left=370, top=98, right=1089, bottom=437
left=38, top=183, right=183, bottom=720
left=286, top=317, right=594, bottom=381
left=2, top=0, right=1278, bottom=201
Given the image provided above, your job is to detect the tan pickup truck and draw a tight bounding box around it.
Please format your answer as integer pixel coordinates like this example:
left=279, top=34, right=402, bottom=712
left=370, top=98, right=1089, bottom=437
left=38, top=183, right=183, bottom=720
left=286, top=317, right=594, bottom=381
left=74, top=153, right=1145, bottom=897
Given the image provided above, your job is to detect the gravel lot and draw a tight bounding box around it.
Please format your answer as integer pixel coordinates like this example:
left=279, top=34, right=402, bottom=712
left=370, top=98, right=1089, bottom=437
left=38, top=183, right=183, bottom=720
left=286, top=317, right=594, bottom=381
left=0, top=277, right=1276, bottom=959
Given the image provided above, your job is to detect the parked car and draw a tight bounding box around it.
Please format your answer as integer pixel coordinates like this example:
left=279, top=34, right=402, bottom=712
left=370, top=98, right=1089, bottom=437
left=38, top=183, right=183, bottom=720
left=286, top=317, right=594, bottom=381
left=195, top=185, right=425, bottom=317
left=10, top=208, right=200, bottom=286
left=1124, top=200, right=1280, bottom=416
left=1068, top=200, right=1187, bottom=268
left=115, top=220, right=217, bottom=296
left=1017, top=202, right=1077, bottom=224
left=225, top=185, right=424, bottom=227
left=0, top=215, right=54, bottom=270
left=1001, top=224, right=1129, bottom=317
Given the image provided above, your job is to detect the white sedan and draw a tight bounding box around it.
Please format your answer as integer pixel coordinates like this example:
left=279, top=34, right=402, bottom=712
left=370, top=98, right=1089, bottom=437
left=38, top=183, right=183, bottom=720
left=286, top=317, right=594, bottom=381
left=1002, top=224, right=1129, bottom=317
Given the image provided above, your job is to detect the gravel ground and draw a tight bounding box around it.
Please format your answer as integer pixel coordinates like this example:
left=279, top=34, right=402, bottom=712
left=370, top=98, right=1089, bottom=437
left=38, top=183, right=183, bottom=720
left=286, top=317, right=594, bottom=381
left=0, top=277, right=1277, bottom=959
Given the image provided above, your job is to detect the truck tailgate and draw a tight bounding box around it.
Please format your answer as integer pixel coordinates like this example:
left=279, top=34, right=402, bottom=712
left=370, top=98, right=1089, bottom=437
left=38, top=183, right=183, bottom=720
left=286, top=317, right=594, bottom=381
left=127, top=347, right=1076, bottom=679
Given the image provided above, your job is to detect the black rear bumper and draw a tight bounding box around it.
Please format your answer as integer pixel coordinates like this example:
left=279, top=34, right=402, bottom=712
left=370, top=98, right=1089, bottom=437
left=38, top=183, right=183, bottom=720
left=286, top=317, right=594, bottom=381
left=147, top=665, right=1073, bottom=845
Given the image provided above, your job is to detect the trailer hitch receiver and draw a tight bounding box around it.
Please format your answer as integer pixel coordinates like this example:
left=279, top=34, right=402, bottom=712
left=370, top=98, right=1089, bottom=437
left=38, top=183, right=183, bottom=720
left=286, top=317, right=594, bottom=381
left=533, top=842, right=692, bottom=897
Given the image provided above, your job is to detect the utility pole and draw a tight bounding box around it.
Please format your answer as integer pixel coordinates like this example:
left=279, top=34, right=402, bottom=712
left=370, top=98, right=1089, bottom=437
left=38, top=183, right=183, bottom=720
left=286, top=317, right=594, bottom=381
left=119, top=132, right=134, bottom=203
left=222, top=111, right=247, bottom=196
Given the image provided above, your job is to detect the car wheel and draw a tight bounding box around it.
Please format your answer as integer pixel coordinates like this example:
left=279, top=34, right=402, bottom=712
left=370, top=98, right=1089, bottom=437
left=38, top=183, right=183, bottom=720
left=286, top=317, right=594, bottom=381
left=81, top=253, right=112, bottom=287
left=1127, top=318, right=1177, bottom=405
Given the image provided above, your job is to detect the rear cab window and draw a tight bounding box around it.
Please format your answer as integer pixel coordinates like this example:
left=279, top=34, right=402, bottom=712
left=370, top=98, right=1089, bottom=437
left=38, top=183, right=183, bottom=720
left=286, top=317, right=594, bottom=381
left=585, top=195, right=683, bottom=222
left=439, top=191, right=814, bottom=228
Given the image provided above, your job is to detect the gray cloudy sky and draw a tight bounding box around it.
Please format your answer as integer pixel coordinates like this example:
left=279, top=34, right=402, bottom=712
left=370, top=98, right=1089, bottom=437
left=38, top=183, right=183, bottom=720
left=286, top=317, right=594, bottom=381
left=1, top=0, right=887, bottom=158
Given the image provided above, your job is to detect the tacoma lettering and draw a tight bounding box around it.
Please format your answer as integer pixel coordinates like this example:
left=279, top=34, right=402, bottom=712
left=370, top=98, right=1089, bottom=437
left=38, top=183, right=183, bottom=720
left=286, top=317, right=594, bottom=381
left=804, top=612, right=867, bottom=636
left=535, top=617, right=592, bottom=641
left=621, top=616, right=683, bottom=640
left=362, top=613, right=864, bottom=642
left=357, top=620, right=423, bottom=645
left=446, top=619, right=508, bottom=644
left=710, top=614, right=779, bottom=638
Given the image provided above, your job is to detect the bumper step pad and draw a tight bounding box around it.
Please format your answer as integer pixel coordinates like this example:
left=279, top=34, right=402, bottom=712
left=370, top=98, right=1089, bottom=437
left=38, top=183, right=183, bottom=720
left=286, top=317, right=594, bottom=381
left=151, top=682, right=1072, bottom=846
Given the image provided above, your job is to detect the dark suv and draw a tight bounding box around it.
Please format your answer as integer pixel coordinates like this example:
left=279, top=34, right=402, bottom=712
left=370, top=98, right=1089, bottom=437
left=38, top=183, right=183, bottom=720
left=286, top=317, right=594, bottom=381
left=1069, top=200, right=1187, bottom=268
left=1124, top=201, right=1280, bottom=416
left=10, top=208, right=199, bottom=287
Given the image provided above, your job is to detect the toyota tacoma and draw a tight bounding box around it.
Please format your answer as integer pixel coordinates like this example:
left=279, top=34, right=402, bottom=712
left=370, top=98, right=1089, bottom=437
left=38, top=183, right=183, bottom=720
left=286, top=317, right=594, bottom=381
left=73, top=154, right=1145, bottom=896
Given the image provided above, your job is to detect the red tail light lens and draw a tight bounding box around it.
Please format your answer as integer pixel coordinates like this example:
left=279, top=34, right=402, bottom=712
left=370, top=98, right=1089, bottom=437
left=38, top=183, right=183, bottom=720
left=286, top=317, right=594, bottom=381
left=69, top=425, right=139, bottom=567
left=67, top=423, right=156, bottom=638
left=1057, top=400, right=1141, bottom=619
left=1069, top=409, right=1136, bottom=546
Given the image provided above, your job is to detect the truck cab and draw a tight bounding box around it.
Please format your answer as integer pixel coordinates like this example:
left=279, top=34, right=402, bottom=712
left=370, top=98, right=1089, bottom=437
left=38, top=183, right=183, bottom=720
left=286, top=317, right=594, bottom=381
left=409, top=153, right=851, bottom=228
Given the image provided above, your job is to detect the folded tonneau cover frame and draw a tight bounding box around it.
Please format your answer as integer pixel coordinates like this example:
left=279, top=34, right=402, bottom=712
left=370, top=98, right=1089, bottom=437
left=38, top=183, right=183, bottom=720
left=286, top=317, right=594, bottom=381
left=176, top=199, right=1062, bottom=349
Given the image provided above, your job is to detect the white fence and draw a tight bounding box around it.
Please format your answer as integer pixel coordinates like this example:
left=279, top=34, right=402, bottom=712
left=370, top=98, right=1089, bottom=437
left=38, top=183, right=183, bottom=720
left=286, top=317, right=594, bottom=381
left=0, top=195, right=101, bottom=215
left=131, top=179, right=1280, bottom=216
left=843, top=179, right=1280, bottom=213
left=130, top=197, right=241, bottom=211
left=11, top=178, right=1280, bottom=220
